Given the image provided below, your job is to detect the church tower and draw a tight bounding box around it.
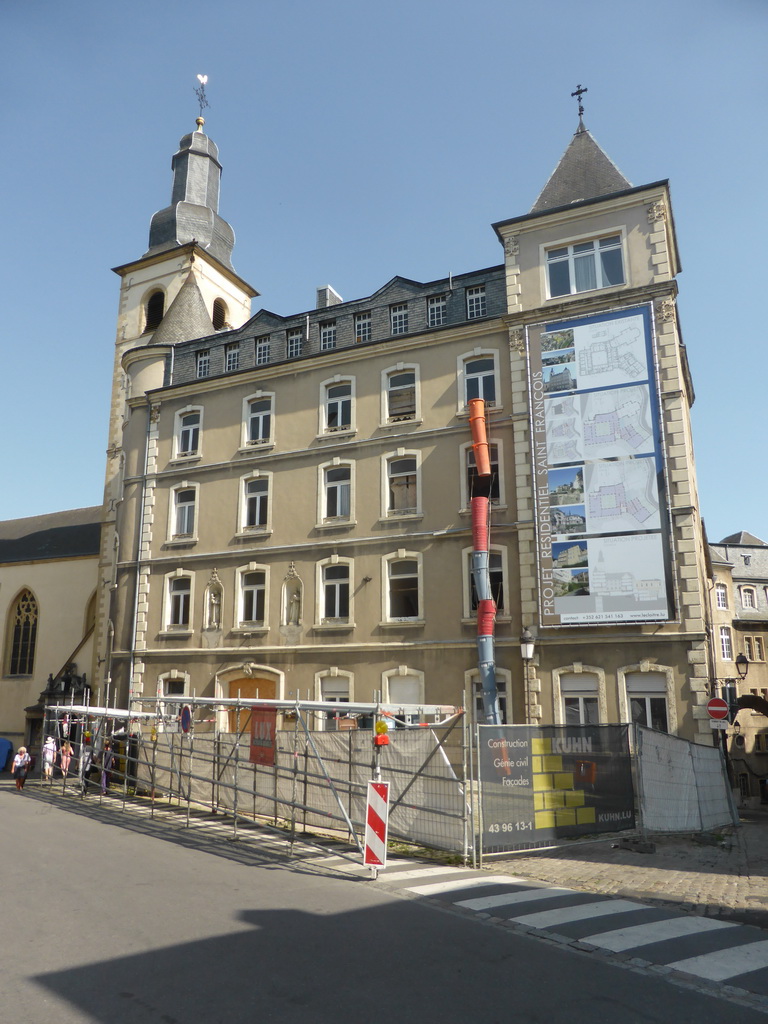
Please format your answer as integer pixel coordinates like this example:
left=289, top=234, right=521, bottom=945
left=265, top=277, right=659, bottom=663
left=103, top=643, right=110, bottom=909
left=95, top=117, right=257, bottom=704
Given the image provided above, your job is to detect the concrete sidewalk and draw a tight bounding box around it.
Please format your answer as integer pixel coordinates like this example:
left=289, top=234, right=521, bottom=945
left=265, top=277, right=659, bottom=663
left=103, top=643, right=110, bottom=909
left=490, top=810, right=768, bottom=928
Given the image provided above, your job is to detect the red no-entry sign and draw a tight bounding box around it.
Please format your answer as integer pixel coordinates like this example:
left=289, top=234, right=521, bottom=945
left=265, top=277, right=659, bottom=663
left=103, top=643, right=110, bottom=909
left=707, top=697, right=729, bottom=720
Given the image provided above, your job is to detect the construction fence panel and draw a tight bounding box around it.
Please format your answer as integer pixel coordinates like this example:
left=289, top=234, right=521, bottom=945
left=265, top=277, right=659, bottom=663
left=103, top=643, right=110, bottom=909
left=133, top=724, right=467, bottom=854
left=637, top=727, right=737, bottom=832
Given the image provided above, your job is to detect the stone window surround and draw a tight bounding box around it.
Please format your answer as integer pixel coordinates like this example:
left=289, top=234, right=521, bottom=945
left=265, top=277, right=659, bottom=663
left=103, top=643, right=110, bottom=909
left=617, top=662, right=677, bottom=735
left=551, top=664, right=608, bottom=725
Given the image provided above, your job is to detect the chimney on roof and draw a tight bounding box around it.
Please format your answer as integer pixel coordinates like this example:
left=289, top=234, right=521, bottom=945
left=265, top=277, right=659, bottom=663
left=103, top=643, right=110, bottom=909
left=316, top=285, right=343, bottom=309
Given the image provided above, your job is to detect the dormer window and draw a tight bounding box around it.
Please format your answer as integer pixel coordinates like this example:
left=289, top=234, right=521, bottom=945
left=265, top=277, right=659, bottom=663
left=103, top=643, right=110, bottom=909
left=145, top=291, right=165, bottom=332
left=212, top=298, right=228, bottom=330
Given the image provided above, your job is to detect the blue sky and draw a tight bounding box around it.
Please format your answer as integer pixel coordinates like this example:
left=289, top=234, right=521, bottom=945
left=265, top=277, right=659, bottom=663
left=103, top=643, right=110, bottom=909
left=3, top=0, right=766, bottom=544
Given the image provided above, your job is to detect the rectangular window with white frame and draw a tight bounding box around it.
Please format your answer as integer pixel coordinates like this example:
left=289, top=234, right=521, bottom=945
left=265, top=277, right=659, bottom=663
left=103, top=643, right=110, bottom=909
left=386, top=369, right=416, bottom=422
left=745, top=636, right=765, bottom=662
left=287, top=328, right=303, bottom=359
left=626, top=671, right=669, bottom=732
left=720, top=626, right=733, bottom=660
left=466, top=285, right=486, bottom=319
left=320, top=321, right=337, bottom=351
left=386, top=555, right=421, bottom=621
left=246, top=395, right=273, bottom=445
left=243, top=476, right=269, bottom=530
left=390, top=303, right=409, bottom=336
left=560, top=673, right=600, bottom=725
left=463, top=354, right=497, bottom=406
left=255, top=336, right=271, bottom=366
left=176, top=410, right=201, bottom=457
left=324, top=464, right=351, bottom=520
left=386, top=672, right=426, bottom=725
left=167, top=575, right=192, bottom=629
left=324, top=380, right=352, bottom=432
left=387, top=455, right=418, bottom=516
left=172, top=487, right=197, bottom=538
left=318, top=675, right=351, bottom=730
left=225, top=344, right=240, bottom=372
left=239, top=569, right=266, bottom=627
left=715, top=582, right=728, bottom=610
left=355, top=312, right=371, bottom=343
left=546, top=234, right=624, bottom=298
left=742, top=587, right=757, bottom=609
left=322, top=563, right=350, bottom=621
left=196, top=350, right=210, bottom=378
left=428, top=294, right=447, bottom=328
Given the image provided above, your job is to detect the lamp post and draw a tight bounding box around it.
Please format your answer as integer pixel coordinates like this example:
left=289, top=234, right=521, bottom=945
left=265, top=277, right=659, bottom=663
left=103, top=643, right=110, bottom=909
left=736, top=653, right=749, bottom=681
left=520, top=627, right=534, bottom=725
left=721, top=653, right=748, bottom=791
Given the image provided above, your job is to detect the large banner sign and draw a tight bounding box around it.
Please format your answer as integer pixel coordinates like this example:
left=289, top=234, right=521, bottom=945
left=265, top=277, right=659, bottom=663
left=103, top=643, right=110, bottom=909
left=478, top=725, right=634, bottom=852
left=528, top=305, right=673, bottom=625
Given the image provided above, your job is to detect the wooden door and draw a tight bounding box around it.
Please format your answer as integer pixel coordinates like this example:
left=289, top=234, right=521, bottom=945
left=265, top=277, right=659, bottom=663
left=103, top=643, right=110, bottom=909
left=228, top=677, right=276, bottom=734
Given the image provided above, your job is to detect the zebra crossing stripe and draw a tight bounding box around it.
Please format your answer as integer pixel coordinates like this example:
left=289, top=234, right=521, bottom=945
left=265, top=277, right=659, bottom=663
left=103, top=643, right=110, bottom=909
left=511, top=899, right=647, bottom=928
left=457, top=886, right=576, bottom=911
left=380, top=865, right=461, bottom=883
left=666, top=939, right=768, bottom=981
left=584, top=916, right=735, bottom=952
left=407, top=875, right=519, bottom=896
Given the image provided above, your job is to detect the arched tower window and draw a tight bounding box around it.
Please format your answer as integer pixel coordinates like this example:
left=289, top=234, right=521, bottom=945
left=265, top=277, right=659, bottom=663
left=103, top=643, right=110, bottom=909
left=6, top=589, right=38, bottom=676
left=213, top=298, right=228, bottom=330
left=145, top=291, right=165, bottom=332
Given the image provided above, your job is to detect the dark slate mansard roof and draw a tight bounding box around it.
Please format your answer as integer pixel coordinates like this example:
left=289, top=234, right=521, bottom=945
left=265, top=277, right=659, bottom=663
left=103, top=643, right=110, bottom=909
left=0, top=507, right=102, bottom=564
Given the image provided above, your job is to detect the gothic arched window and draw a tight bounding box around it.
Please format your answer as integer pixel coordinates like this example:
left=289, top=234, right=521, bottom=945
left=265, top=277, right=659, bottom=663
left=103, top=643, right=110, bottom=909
left=7, top=589, right=38, bottom=676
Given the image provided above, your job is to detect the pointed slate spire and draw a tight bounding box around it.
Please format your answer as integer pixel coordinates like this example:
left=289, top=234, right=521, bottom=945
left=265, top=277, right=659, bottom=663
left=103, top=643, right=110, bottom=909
left=149, top=271, right=215, bottom=347
left=531, top=122, right=632, bottom=213
left=145, top=119, right=236, bottom=269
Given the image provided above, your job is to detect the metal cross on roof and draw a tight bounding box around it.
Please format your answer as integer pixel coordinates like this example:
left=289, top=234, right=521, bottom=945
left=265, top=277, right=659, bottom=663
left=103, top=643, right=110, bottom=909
left=571, top=83, right=588, bottom=120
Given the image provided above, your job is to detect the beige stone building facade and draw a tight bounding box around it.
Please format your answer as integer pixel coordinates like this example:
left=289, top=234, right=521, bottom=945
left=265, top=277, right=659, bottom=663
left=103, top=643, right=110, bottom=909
left=94, top=114, right=713, bottom=742
left=708, top=532, right=768, bottom=803
left=0, top=507, right=100, bottom=752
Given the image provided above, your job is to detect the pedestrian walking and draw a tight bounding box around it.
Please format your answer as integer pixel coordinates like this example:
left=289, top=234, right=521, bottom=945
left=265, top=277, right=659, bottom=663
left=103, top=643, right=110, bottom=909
left=101, top=743, right=115, bottom=795
left=79, top=740, right=94, bottom=797
left=59, top=740, right=73, bottom=777
left=42, top=736, right=57, bottom=785
left=11, top=747, right=31, bottom=791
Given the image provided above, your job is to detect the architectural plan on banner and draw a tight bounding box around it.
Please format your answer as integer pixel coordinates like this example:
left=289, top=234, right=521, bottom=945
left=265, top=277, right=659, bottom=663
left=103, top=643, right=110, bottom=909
left=529, top=305, right=673, bottom=626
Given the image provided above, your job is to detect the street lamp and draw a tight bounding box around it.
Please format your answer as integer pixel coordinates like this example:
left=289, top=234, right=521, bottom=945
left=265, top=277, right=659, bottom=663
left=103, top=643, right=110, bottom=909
left=520, top=627, right=535, bottom=725
left=736, top=653, right=749, bottom=680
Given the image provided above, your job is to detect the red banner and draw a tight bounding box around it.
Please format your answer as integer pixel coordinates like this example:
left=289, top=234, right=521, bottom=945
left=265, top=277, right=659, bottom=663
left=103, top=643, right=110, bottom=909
left=249, top=707, right=277, bottom=765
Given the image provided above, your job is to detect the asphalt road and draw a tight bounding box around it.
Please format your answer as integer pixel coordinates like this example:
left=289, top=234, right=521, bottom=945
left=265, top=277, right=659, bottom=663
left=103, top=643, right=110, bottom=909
left=0, top=781, right=759, bottom=1023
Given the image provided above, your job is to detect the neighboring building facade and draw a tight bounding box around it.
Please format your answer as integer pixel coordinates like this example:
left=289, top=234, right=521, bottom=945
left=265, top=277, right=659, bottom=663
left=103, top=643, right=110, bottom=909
left=708, top=531, right=768, bottom=804
left=94, top=112, right=712, bottom=741
left=0, top=507, right=101, bottom=752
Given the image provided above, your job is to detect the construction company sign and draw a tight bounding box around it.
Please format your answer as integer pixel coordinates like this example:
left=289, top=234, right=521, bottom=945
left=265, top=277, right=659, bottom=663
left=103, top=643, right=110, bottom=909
left=527, top=304, right=673, bottom=626
left=249, top=706, right=277, bottom=766
left=478, top=725, right=635, bottom=852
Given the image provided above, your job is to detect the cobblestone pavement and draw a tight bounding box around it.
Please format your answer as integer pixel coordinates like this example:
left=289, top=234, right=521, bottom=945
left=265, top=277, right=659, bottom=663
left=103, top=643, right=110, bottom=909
left=490, top=809, right=768, bottom=927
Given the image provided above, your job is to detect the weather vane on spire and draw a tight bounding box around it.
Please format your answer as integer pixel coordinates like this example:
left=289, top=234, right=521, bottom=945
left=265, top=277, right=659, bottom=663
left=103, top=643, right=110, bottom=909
left=194, top=74, right=209, bottom=123
left=571, top=83, right=587, bottom=125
